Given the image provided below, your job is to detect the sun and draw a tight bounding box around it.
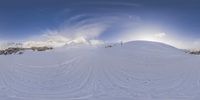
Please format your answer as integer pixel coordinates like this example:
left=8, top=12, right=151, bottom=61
left=133, top=32, right=166, bottom=43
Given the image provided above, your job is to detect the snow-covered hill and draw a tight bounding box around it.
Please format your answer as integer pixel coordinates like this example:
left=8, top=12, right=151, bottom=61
left=0, top=41, right=200, bottom=100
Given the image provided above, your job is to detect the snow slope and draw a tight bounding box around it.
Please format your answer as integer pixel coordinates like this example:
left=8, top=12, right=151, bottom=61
left=0, top=41, right=200, bottom=100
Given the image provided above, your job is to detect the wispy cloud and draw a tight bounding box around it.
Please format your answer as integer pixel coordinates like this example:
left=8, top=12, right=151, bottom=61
left=38, top=12, right=141, bottom=41
left=81, top=1, right=141, bottom=7
left=154, top=32, right=166, bottom=38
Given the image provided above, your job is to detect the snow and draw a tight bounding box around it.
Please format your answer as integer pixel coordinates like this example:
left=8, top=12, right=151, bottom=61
left=0, top=41, right=200, bottom=100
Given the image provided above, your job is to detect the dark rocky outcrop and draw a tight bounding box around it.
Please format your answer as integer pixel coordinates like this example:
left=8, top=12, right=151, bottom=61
left=31, top=47, right=53, bottom=51
left=105, top=45, right=113, bottom=48
left=185, top=49, right=200, bottom=55
left=0, top=46, right=53, bottom=55
left=0, top=47, right=25, bottom=55
left=188, top=50, right=200, bottom=55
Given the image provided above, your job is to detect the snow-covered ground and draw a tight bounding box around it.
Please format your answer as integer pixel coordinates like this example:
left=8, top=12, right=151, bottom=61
left=0, top=41, right=200, bottom=100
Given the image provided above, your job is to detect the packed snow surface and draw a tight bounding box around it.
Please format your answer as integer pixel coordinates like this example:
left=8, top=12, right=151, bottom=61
left=0, top=41, right=200, bottom=100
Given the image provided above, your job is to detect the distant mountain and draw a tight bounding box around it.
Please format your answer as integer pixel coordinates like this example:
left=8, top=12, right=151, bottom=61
left=0, top=36, right=103, bottom=50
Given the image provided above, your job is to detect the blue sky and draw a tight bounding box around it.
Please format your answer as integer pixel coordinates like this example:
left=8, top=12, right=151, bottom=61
left=0, top=0, right=200, bottom=48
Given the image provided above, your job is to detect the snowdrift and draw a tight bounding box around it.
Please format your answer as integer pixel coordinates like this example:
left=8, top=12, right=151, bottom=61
left=0, top=41, right=200, bottom=100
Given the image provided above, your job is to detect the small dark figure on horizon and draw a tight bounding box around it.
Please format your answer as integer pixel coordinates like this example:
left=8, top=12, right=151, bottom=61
left=120, top=41, right=123, bottom=47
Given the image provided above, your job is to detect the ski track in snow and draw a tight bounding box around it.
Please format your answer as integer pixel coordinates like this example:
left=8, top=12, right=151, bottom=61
left=0, top=41, right=200, bottom=100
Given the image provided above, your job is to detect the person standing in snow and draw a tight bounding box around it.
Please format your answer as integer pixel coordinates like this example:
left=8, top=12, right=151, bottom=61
left=120, top=41, right=123, bottom=47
